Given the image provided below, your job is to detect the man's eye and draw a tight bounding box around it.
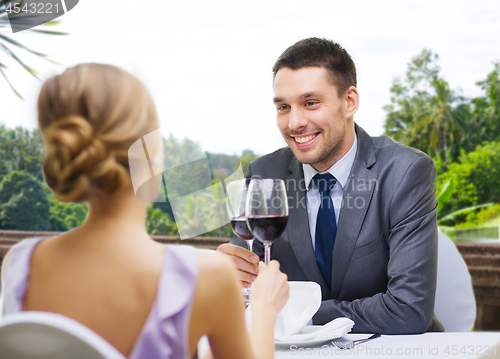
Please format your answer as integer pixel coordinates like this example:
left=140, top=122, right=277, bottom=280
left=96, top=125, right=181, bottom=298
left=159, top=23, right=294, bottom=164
left=277, top=105, right=290, bottom=113
left=305, top=101, right=317, bottom=106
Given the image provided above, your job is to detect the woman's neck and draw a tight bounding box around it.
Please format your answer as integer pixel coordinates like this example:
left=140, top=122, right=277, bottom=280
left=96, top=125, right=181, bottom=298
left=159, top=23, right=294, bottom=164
left=74, top=189, right=152, bottom=244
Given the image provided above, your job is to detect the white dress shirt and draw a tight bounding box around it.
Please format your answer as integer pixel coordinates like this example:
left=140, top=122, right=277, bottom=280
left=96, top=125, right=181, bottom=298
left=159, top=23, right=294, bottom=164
left=303, top=133, right=358, bottom=249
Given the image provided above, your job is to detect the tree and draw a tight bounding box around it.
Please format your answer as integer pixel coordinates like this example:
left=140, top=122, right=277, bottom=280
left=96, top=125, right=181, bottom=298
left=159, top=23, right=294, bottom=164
left=146, top=206, right=177, bottom=236
left=0, top=124, right=45, bottom=181
left=384, top=49, right=466, bottom=163
left=47, top=193, right=88, bottom=231
left=460, top=61, right=500, bottom=152
left=238, top=149, right=260, bottom=175
left=436, top=141, right=500, bottom=216
left=0, top=170, right=50, bottom=230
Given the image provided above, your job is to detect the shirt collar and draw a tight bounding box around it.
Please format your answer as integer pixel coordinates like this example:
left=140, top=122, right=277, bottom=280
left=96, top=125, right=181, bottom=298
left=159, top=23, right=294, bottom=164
left=303, top=133, right=358, bottom=190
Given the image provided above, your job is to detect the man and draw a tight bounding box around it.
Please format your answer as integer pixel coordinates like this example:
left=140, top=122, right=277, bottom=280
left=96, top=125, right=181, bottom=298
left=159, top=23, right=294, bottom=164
left=218, top=37, right=443, bottom=333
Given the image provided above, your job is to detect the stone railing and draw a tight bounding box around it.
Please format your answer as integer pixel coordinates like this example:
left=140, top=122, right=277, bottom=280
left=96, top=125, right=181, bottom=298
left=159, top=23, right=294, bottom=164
left=456, top=243, right=500, bottom=330
left=0, top=231, right=230, bottom=276
left=1, top=231, right=500, bottom=330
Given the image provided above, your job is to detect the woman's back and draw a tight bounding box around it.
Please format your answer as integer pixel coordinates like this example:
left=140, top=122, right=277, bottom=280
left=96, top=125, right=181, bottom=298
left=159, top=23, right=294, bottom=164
left=3, top=226, right=199, bottom=358
left=25, top=228, right=164, bottom=356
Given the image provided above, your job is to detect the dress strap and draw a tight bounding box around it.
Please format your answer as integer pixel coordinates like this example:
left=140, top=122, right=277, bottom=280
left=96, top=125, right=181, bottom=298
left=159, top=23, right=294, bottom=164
left=1, top=237, right=45, bottom=316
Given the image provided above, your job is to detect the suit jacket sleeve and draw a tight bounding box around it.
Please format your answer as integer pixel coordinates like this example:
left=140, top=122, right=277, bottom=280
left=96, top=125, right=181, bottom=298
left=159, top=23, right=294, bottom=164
left=314, top=155, right=439, bottom=334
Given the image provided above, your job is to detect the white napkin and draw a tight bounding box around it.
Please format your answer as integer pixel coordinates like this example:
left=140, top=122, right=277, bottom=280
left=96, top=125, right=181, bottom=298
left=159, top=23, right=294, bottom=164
left=245, top=281, right=354, bottom=343
left=277, top=317, right=354, bottom=343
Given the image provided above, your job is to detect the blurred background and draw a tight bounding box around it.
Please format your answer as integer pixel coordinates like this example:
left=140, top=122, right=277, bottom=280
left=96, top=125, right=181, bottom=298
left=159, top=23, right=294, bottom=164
left=0, top=0, right=500, bottom=238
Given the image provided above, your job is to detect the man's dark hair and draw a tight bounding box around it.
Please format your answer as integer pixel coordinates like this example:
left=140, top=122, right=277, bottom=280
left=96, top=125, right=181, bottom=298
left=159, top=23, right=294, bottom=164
left=272, top=37, right=357, bottom=97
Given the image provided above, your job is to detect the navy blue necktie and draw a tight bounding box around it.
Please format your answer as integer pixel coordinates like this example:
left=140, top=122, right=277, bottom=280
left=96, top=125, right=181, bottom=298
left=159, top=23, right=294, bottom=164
left=313, top=173, right=337, bottom=288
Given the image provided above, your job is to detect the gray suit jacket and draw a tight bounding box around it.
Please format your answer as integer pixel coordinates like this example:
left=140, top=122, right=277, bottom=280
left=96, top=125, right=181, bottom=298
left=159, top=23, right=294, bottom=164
left=232, top=124, right=443, bottom=334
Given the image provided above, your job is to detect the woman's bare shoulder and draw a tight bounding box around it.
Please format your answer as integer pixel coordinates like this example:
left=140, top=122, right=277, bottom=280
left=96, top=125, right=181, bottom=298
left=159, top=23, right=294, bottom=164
left=195, top=249, right=238, bottom=285
left=192, top=249, right=243, bottom=310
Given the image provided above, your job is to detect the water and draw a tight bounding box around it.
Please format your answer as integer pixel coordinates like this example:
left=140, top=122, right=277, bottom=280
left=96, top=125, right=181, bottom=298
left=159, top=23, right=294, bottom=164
left=446, top=227, right=500, bottom=243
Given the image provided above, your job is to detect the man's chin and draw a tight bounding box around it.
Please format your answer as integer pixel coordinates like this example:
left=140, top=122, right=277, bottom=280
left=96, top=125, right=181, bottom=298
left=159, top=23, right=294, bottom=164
left=288, top=147, right=318, bottom=165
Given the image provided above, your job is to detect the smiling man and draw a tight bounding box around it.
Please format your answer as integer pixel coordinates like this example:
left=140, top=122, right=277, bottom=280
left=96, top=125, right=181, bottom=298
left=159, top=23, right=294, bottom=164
left=273, top=65, right=355, bottom=173
left=218, top=38, right=443, bottom=334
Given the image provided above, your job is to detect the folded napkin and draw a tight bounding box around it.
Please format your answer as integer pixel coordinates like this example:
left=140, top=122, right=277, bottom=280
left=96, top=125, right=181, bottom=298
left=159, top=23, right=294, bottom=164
left=245, top=281, right=354, bottom=343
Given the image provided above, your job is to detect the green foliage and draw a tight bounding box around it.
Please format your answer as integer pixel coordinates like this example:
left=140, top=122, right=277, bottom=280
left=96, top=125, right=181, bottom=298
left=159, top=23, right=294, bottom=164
left=0, top=124, right=45, bottom=181
left=384, top=49, right=474, bottom=163
left=47, top=194, right=88, bottom=231
left=385, top=49, right=500, bottom=230
left=447, top=204, right=500, bottom=229
left=438, top=203, right=493, bottom=228
left=460, top=61, right=500, bottom=152
left=385, top=52, right=500, bottom=166
left=146, top=206, right=177, bottom=236
left=0, top=170, right=50, bottom=230
left=239, top=149, right=260, bottom=175
left=204, top=223, right=233, bottom=239
left=161, top=135, right=211, bottom=199
left=437, top=142, right=500, bottom=213
left=159, top=135, right=260, bottom=237
left=0, top=124, right=261, bottom=236
left=436, top=179, right=455, bottom=216
left=477, top=204, right=500, bottom=223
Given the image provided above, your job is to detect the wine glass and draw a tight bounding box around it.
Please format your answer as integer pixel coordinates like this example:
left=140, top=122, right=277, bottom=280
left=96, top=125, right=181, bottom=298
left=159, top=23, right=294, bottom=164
left=246, top=179, right=289, bottom=264
left=226, top=179, right=254, bottom=304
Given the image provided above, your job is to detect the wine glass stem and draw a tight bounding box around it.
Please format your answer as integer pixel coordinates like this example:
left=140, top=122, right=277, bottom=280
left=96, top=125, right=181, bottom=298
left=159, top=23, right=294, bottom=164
left=264, top=243, right=271, bottom=264
left=246, top=239, right=254, bottom=253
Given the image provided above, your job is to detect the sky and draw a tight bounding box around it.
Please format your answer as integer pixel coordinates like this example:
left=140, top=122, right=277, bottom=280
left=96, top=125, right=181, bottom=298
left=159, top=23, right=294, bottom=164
left=1, top=0, right=499, bottom=156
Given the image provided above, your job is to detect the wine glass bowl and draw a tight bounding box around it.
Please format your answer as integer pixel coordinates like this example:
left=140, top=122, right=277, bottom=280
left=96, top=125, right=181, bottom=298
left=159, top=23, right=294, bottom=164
left=226, top=179, right=254, bottom=304
left=245, top=179, right=289, bottom=264
left=226, top=179, right=253, bottom=242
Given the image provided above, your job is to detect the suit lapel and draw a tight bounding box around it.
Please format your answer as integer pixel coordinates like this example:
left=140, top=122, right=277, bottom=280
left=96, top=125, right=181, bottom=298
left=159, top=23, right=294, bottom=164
left=285, top=158, right=330, bottom=293
left=331, top=124, right=378, bottom=298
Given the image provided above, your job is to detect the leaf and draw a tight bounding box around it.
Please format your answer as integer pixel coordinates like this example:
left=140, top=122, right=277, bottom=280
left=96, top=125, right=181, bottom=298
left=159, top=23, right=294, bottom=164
left=27, top=66, right=38, bottom=75
left=439, top=203, right=494, bottom=223
left=29, top=29, right=67, bottom=35
left=0, top=34, right=47, bottom=57
left=40, top=57, right=62, bottom=66
left=43, top=21, right=61, bottom=26
left=436, top=179, right=455, bottom=215
left=0, top=66, right=23, bottom=99
left=0, top=42, right=39, bottom=80
left=0, top=14, right=65, bottom=98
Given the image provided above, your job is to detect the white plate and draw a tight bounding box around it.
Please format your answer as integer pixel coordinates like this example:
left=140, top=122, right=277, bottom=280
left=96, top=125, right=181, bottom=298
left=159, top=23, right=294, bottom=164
left=275, top=325, right=348, bottom=347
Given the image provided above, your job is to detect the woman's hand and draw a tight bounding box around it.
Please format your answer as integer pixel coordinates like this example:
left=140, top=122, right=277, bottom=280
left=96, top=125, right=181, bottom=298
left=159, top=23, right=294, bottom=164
left=250, top=260, right=289, bottom=314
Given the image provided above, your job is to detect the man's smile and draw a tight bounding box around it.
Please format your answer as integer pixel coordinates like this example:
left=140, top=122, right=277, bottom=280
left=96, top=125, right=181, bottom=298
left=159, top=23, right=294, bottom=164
left=291, top=133, right=319, bottom=147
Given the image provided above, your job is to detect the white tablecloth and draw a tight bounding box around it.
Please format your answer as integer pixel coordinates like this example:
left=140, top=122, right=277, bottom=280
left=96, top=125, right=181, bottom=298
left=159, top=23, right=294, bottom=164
left=274, top=332, right=500, bottom=359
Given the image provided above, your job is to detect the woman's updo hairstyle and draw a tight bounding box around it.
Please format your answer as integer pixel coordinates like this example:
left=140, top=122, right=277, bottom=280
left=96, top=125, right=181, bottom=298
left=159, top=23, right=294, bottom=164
left=37, top=63, right=159, bottom=203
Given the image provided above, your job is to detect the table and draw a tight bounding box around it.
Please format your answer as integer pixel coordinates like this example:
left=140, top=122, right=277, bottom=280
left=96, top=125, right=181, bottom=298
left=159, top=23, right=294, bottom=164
left=274, top=332, right=500, bottom=358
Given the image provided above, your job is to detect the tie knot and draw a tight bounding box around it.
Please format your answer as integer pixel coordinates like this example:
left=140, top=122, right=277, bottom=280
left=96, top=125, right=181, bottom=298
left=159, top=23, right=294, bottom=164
left=313, top=173, right=337, bottom=196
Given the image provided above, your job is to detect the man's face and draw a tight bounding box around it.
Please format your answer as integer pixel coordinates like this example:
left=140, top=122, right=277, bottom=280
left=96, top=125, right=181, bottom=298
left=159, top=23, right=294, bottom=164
left=273, top=66, right=353, bottom=172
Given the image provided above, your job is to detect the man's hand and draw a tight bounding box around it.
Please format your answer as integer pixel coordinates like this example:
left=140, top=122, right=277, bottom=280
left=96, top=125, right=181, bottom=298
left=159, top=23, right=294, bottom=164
left=216, top=243, right=260, bottom=287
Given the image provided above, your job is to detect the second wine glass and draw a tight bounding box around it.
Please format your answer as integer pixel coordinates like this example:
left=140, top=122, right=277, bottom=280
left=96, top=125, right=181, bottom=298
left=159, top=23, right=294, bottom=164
left=226, top=179, right=254, bottom=304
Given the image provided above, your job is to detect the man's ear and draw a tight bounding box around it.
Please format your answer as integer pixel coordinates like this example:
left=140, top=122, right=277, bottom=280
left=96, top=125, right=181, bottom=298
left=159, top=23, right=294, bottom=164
left=345, top=86, right=359, bottom=118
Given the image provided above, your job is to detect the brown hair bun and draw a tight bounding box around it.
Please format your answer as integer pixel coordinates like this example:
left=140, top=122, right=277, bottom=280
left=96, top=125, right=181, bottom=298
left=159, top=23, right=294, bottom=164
left=38, top=63, right=159, bottom=203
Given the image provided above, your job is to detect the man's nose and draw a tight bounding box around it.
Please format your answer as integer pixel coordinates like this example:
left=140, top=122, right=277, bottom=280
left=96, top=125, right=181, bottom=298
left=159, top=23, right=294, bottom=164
left=288, top=107, right=308, bottom=131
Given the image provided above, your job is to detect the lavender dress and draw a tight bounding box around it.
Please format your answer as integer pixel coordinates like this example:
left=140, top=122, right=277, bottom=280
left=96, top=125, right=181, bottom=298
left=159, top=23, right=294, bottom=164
left=1, top=237, right=198, bottom=359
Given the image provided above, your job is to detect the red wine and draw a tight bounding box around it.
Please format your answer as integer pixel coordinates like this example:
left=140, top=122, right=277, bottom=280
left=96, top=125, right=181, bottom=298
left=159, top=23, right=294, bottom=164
left=230, top=219, right=253, bottom=240
left=247, top=215, right=288, bottom=243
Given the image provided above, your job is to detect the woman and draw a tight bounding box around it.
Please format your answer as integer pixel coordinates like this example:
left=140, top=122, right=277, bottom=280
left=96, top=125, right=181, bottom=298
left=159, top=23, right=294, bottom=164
left=1, top=63, right=289, bottom=359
